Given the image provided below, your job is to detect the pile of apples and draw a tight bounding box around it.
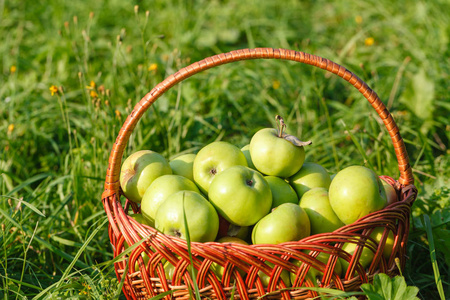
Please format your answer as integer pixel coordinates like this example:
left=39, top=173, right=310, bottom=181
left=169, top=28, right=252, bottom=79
left=119, top=115, right=398, bottom=281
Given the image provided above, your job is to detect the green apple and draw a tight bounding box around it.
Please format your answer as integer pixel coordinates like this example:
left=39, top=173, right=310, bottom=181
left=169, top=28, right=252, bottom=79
left=264, top=176, right=299, bottom=209
left=329, top=166, right=387, bottom=225
left=290, top=252, right=342, bottom=285
left=120, top=150, right=172, bottom=203
left=249, top=128, right=306, bottom=178
left=299, top=187, right=344, bottom=235
left=339, top=241, right=374, bottom=275
left=370, top=227, right=395, bottom=260
left=241, top=144, right=256, bottom=170
left=124, top=214, right=152, bottom=271
left=258, top=261, right=291, bottom=288
left=155, top=191, right=219, bottom=242
left=381, top=178, right=398, bottom=205
left=217, top=217, right=251, bottom=241
left=216, top=236, right=249, bottom=244
left=163, top=260, right=198, bottom=281
left=252, top=203, right=310, bottom=245
left=211, top=237, right=248, bottom=281
left=193, top=141, right=247, bottom=194
left=208, top=165, right=272, bottom=226
left=129, top=213, right=153, bottom=227
left=163, top=260, right=176, bottom=280
left=288, top=162, right=331, bottom=199
left=226, top=224, right=251, bottom=241
left=140, top=174, right=200, bottom=225
left=169, top=153, right=196, bottom=182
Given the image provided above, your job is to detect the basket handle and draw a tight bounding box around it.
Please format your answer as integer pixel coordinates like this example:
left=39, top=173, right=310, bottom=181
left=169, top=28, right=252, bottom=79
left=102, top=48, right=414, bottom=199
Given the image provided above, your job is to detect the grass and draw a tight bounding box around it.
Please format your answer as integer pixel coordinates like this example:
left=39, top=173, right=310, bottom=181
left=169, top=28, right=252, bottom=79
left=1, top=0, right=449, bottom=299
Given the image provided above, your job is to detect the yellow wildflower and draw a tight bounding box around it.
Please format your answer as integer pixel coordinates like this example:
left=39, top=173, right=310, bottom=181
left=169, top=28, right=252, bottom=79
left=272, top=80, right=281, bottom=90
left=10, top=65, right=16, bottom=74
left=115, top=109, right=121, bottom=118
left=365, top=37, right=375, bottom=46
left=8, top=124, right=14, bottom=133
left=90, top=90, right=98, bottom=98
left=148, top=63, right=158, bottom=72
left=86, top=80, right=96, bottom=89
left=49, top=85, right=58, bottom=96
left=355, top=15, right=363, bottom=24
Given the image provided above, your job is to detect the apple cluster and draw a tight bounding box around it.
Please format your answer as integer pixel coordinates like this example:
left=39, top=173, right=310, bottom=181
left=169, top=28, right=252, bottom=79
left=119, top=121, right=399, bottom=283
left=119, top=122, right=397, bottom=242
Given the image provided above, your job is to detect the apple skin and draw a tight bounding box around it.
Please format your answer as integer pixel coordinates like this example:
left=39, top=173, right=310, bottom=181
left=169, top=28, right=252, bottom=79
left=288, top=162, right=331, bottom=199
left=299, top=187, right=344, bottom=235
left=120, top=150, right=172, bottom=203
left=250, top=128, right=305, bottom=178
left=258, top=261, right=291, bottom=288
left=129, top=213, right=153, bottom=227
left=155, top=191, right=219, bottom=243
left=381, top=178, right=398, bottom=205
left=252, top=203, right=310, bottom=245
left=208, top=165, right=272, bottom=227
left=163, top=260, right=198, bottom=281
left=241, top=144, right=257, bottom=170
left=216, top=236, right=249, bottom=244
left=125, top=214, right=153, bottom=271
left=329, top=166, right=387, bottom=225
left=169, top=153, right=196, bottom=182
left=140, top=174, right=200, bottom=226
left=290, top=251, right=342, bottom=285
left=217, top=216, right=251, bottom=241
left=211, top=237, right=248, bottom=281
left=163, top=260, right=176, bottom=281
left=339, top=241, right=374, bottom=276
left=227, top=224, right=251, bottom=241
left=193, top=141, right=248, bottom=194
left=264, top=176, right=299, bottom=209
left=370, top=227, right=395, bottom=260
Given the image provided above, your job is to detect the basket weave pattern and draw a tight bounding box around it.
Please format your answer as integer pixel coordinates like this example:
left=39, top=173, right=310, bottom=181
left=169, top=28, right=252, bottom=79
left=102, top=48, right=417, bottom=299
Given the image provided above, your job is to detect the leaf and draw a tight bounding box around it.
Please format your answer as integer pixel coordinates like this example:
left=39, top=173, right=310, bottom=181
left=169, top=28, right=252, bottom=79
left=281, top=133, right=312, bottom=147
left=423, top=214, right=447, bottom=300
left=149, top=290, right=175, bottom=300
left=275, top=114, right=312, bottom=147
left=400, top=68, right=435, bottom=121
left=433, top=228, right=450, bottom=267
left=182, top=193, right=201, bottom=300
left=360, top=273, right=419, bottom=300
left=430, top=209, right=450, bottom=229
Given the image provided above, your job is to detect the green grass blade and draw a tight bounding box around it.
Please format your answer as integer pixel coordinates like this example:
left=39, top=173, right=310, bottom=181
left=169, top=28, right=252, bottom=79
left=51, top=235, right=113, bottom=257
left=6, top=173, right=52, bottom=196
left=256, top=286, right=364, bottom=299
left=17, top=220, right=40, bottom=297
left=0, top=195, right=45, bottom=217
left=149, top=290, right=175, bottom=300
left=340, top=119, right=375, bottom=170
left=114, top=260, right=129, bottom=299
left=182, top=192, right=201, bottom=300
left=31, top=235, right=90, bottom=270
left=423, top=214, right=446, bottom=300
left=82, top=273, right=104, bottom=300
left=0, top=207, right=21, bottom=228
left=55, top=217, right=109, bottom=288
left=0, top=274, right=43, bottom=291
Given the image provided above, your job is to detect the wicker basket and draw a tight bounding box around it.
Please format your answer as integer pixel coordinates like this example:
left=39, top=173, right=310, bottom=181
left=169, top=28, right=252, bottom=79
left=102, top=48, right=417, bottom=299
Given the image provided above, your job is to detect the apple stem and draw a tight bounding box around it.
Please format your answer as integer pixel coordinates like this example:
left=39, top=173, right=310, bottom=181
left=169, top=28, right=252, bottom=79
left=275, top=115, right=286, bottom=138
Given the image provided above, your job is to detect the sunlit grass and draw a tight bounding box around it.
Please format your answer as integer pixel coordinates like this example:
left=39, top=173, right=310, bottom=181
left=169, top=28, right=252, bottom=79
left=1, top=0, right=448, bottom=299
